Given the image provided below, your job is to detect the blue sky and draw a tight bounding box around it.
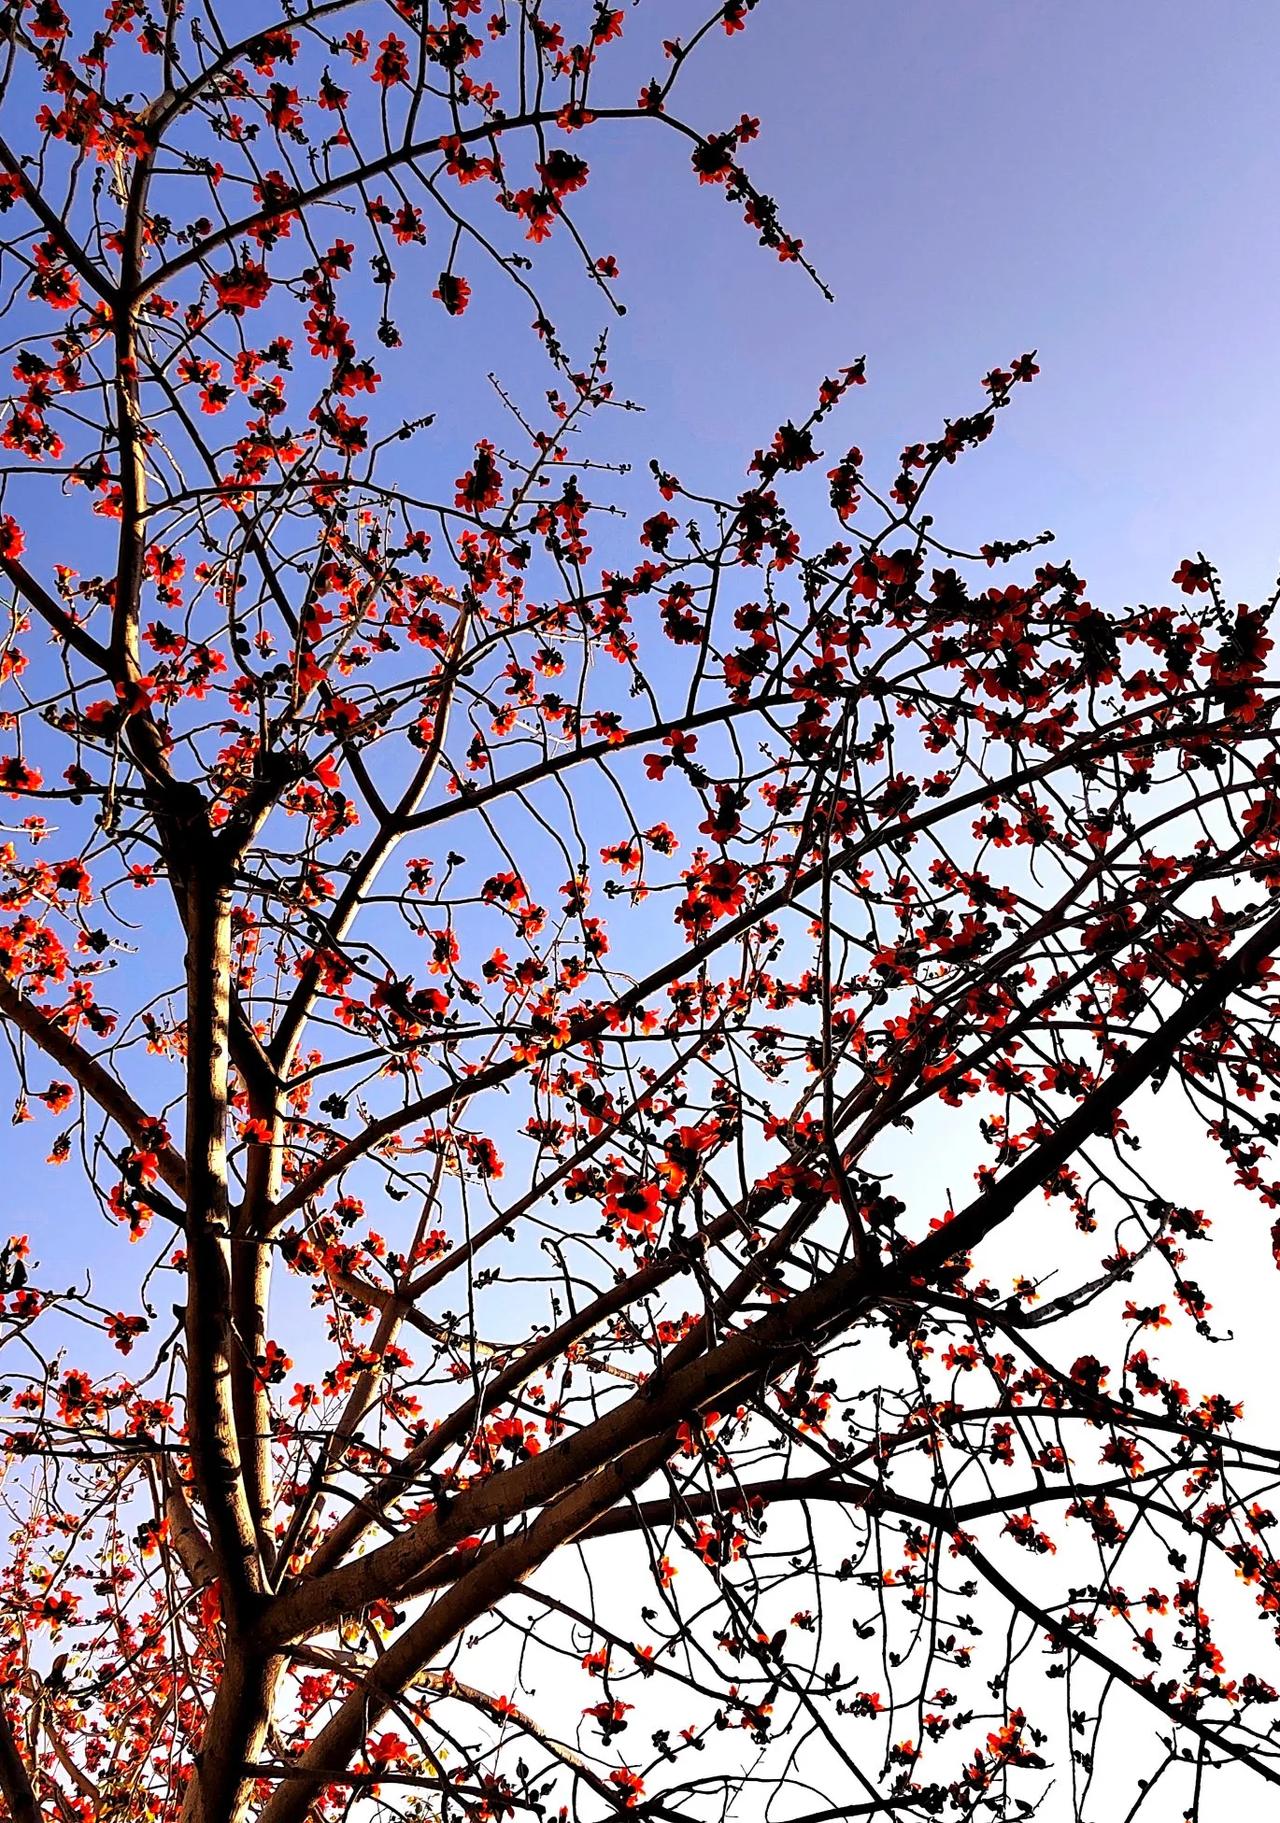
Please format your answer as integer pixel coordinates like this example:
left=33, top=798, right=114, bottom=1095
left=13, top=3, right=1276, bottom=612
left=565, top=0, right=1280, bottom=606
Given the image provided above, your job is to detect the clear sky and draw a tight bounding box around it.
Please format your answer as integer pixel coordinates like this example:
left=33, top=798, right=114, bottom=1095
left=563, top=0, right=1280, bottom=608
left=13, top=4, right=1278, bottom=634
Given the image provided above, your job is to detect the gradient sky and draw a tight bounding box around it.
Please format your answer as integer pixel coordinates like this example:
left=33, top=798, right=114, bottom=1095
left=3, top=10, right=1278, bottom=1811
left=568, top=0, right=1280, bottom=607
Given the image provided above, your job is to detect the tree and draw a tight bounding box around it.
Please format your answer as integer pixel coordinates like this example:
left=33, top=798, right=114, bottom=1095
left=0, top=3, right=1279, bottom=1820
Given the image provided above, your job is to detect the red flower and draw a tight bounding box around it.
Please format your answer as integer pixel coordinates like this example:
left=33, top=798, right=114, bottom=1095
left=212, top=260, right=272, bottom=315
left=373, top=35, right=410, bottom=85
left=1172, top=557, right=1212, bottom=594
left=538, top=150, right=589, bottom=197
left=0, top=756, right=42, bottom=796
left=455, top=441, right=503, bottom=512
left=609, top=1768, right=645, bottom=1807
left=676, top=855, right=747, bottom=939
left=367, top=1731, right=410, bottom=1765
left=434, top=271, right=472, bottom=315
left=692, top=136, right=735, bottom=184
left=603, top=1178, right=662, bottom=1242
left=254, top=1339, right=292, bottom=1388
left=106, top=1312, right=148, bottom=1355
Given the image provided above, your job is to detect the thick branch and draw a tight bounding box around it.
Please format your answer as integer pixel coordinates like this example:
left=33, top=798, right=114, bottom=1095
left=0, top=1704, right=39, bottom=1823
left=1, top=554, right=111, bottom=672
left=179, top=858, right=263, bottom=1607
left=0, top=136, right=115, bottom=304
left=0, top=977, right=187, bottom=1198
